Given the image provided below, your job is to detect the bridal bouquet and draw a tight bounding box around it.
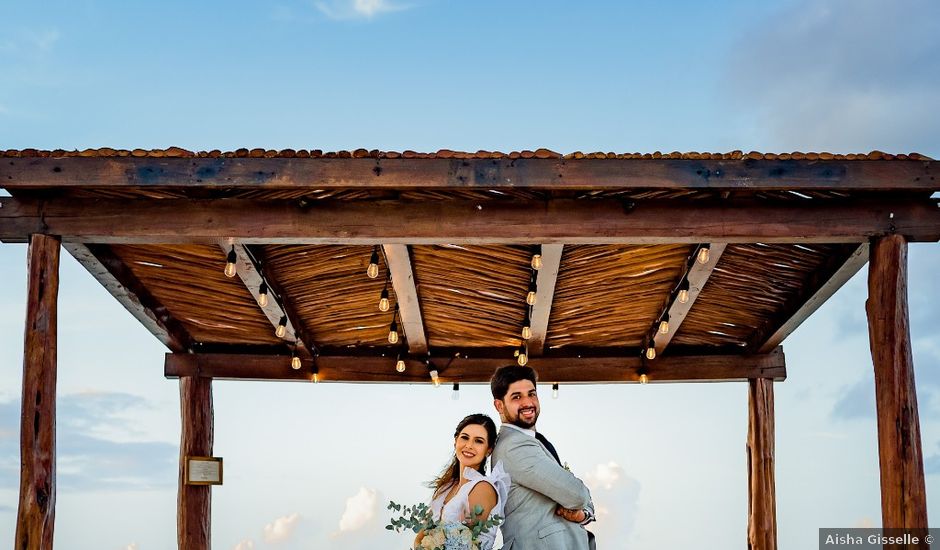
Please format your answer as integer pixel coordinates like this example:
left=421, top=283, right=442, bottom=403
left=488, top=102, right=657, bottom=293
left=386, top=500, right=502, bottom=550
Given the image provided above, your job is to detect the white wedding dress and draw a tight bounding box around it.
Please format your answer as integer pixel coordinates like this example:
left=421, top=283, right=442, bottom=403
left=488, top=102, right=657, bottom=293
left=429, top=461, right=509, bottom=550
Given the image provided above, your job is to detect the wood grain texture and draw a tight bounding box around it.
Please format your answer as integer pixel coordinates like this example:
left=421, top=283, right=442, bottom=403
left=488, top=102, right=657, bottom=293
left=178, top=377, right=213, bottom=550
left=866, top=235, right=928, bottom=530
left=528, top=244, right=564, bottom=355
left=654, top=244, right=727, bottom=355
left=383, top=244, right=428, bottom=353
left=3, top=197, right=939, bottom=245
left=2, top=157, right=936, bottom=191
left=747, top=378, right=777, bottom=550
left=16, top=235, right=60, bottom=550
left=164, top=347, right=787, bottom=383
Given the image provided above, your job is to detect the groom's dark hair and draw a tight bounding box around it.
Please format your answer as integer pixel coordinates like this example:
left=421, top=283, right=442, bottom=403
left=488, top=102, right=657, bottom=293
left=490, top=365, right=538, bottom=400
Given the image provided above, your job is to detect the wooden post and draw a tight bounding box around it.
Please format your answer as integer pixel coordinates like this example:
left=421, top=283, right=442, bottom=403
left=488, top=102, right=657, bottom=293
left=747, top=378, right=777, bottom=550
left=178, top=376, right=213, bottom=549
left=866, top=234, right=928, bottom=530
left=16, top=234, right=61, bottom=549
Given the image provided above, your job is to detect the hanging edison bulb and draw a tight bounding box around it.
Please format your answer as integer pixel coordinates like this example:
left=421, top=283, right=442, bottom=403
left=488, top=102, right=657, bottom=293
left=678, top=279, right=690, bottom=304
left=379, top=288, right=390, bottom=312
left=531, top=254, right=542, bottom=270
left=526, top=279, right=537, bottom=306
left=639, top=371, right=649, bottom=384
left=275, top=316, right=288, bottom=338
left=430, top=369, right=440, bottom=387
left=517, top=345, right=528, bottom=366
left=522, top=311, right=532, bottom=340
left=396, top=353, right=406, bottom=373
left=257, top=282, right=269, bottom=307
left=388, top=318, right=399, bottom=344
left=291, top=355, right=301, bottom=370
left=552, top=383, right=559, bottom=399
left=224, top=246, right=237, bottom=278
left=659, top=314, right=670, bottom=335
left=367, top=248, right=380, bottom=279
left=313, top=368, right=319, bottom=383
left=452, top=383, right=460, bottom=400
left=645, top=340, right=657, bottom=360
left=697, top=244, right=711, bottom=265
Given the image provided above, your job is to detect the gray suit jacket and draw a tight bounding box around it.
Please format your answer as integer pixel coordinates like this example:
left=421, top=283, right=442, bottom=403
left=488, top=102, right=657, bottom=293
left=492, top=426, right=594, bottom=550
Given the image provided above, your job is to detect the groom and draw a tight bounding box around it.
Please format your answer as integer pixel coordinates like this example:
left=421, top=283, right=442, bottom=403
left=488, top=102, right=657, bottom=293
left=490, top=365, right=596, bottom=550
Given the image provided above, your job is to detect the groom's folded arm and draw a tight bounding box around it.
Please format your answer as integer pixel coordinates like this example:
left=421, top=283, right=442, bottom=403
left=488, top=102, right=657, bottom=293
left=504, top=440, right=592, bottom=510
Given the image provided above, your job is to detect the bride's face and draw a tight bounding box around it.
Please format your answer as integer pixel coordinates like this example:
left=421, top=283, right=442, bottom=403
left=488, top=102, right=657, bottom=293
left=454, top=424, right=491, bottom=471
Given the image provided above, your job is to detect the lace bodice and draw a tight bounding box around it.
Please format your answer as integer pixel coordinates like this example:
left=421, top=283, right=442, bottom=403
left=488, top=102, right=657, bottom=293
left=429, top=461, right=509, bottom=550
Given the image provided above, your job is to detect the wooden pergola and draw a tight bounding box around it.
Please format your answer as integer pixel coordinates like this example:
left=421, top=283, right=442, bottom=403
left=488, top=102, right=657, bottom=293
left=2, top=147, right=937, bottom=549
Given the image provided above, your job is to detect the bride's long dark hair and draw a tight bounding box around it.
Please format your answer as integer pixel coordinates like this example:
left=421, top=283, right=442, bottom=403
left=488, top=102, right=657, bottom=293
left=428, top=413, right=498, bottom=498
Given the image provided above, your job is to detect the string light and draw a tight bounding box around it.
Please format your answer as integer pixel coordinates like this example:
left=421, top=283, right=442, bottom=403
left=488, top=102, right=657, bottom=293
left=257, top=282, right=269, bottom=307
left=452, top=383, right=460, bottom=400
left=526, top=278, right=537, bottom=306
left=367, top=247, right=380, bottom=279
left=638, top=367, right=649, bottom=385
left=516, top=344, right=528, bottom=366
left=531, top=247, right=543, bottom=270
left=552, top=383, right=559, bottom=399
left=275, top=315, right=288, bottom=338
left=379, top=287, right=390, bottom=312
left=312, top=365, right=319, bottom=384
left=522, top=310, right=532, bottom=340
left=291, top=354, right=301, bottom=370
left=645, top=339, right=656, bottom=360
left=224, top=246, right=237, bottom=278
left=429, top=369, right=440, bottom=387
left=659, top=313, right=670, bottom=335
left=395, top=352, right=406, bottom=373
left=388, top=318, right=399, bottom=344
left=677, top=279, right=690, bottom=304
left=697, top=244, right=711, bottom=265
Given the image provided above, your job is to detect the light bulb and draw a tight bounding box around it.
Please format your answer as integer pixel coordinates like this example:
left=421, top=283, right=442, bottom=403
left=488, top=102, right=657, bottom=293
left=275, top=316, right=287, bottom=338
left=531, top=254, right=542, bottom=270
left=258, top=282, right=269, bottom=307
left=396, top=359, right=406, bottom=373
left=678, top=288, right=690, bottom=304
left=659, top=318, right=670, bottom=335
left=552, top=383, right=559, bottom=399
left=224, top=247, right=237, bottom=278
left=522, top=324, right=532, bottom=340
left=388, top=329, right=399, bottom=344
left=697, top=245, right=710, bottom=265
left=430, top=369, right=440, bottom=386
left=526, top=291, right=537, bottom=306
left=645, top=346, right=656, bottom=360
left=291, top=355, right=301, bottom=370
left=517, top=349, right=528, bottom=366
left=640, top=373, right=649, bottom=384
left=379, top=288, right=390, bottom=312
left=313, top=371, right=319, bottom=383
left=452, top=383, right=460, bottom=400
left=367, top=249, right=380, bottom=278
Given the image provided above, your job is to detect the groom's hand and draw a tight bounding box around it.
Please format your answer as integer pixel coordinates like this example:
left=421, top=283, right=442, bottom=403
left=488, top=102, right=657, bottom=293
left=555, top=505, right=586, bottom=523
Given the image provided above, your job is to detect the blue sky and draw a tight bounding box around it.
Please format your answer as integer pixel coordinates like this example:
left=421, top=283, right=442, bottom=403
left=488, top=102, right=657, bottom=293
left=1, top=0, right=939, bottom=548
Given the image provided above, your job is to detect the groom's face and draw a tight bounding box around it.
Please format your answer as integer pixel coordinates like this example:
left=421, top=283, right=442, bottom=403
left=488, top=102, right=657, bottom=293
left=495, top=379, right=540, bottom=429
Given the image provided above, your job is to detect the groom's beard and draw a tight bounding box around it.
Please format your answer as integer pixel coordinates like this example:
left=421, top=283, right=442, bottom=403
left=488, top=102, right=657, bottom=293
left=507, top=405, right=539, bottom=429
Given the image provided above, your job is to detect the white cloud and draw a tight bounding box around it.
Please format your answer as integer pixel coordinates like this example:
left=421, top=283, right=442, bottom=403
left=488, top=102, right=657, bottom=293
left=262, top=513, right=301, bottom=543
left=584, top=461, right=622, bottom=491
left=123, top=544, right=139, bottom=550
left=314, top=0, right=408, bottom=20
left=581, top=462, right=640, bottom=544
left=233, top=540, right=255, bottom=550
left=337, top=487, right=379, bottom=533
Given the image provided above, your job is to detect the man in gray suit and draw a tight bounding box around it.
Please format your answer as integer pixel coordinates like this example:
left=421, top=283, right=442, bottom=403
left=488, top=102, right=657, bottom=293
left=490, top=365, right=596, bottom=550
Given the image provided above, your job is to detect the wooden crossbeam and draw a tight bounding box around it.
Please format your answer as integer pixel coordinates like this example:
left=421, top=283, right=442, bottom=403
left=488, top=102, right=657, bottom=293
left=382, top=245, right=428, bottom=354
left=653, top=244, right=727, bottom=355
left=528, top=244, right=564, bottom=355
left=164, top=347, right=787, bottom=383
left=3, top=197, right=939, bottom=244
left=219, top=242, right=313, bottom=359
left=64, top=243, right=193, bottom=352
left=1, top=157, right=936, bottom=191
left=756, top=243, right=870, bottom=353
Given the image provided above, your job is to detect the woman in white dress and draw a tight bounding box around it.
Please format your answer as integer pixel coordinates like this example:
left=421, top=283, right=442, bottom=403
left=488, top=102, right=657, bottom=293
left=415, top=413, right=509, bottom=550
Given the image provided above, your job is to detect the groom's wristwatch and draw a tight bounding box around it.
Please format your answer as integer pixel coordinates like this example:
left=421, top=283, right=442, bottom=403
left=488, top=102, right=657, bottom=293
left=579, top=509, right=595, bottom=526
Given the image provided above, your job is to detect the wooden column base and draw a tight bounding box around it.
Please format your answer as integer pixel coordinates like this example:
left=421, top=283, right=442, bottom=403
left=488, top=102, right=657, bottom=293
left=178, top=376, right=213, bottom=549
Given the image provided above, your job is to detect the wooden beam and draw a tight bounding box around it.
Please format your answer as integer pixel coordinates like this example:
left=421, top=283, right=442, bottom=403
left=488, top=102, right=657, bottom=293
left=1, top=157, right=937, bottom=191
left=382, top=245, right=427, bottom=354
left=654, top=244, right=728, bottom=355
left=64, top=243, right=193, bottom=352
left=746, top=378, right=777, bottom=550
left=164, top=347, right=787, bottom=383
left=756, top=243, right=869, bottom=353
left=3, top=197, right=939, bottom=244
left=528, top=244, right=564, bottom=355
left=178, top=376, right=213, bottom=550
left=219, top=242, right=312, bottom=359
left=16, top=234, right=60, bottom=549
left=866, top=235, right=928, bottom=530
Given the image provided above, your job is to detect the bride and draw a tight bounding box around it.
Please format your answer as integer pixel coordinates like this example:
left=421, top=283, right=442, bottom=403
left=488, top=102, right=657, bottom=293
left=415, top=413, right=509, bottom=550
